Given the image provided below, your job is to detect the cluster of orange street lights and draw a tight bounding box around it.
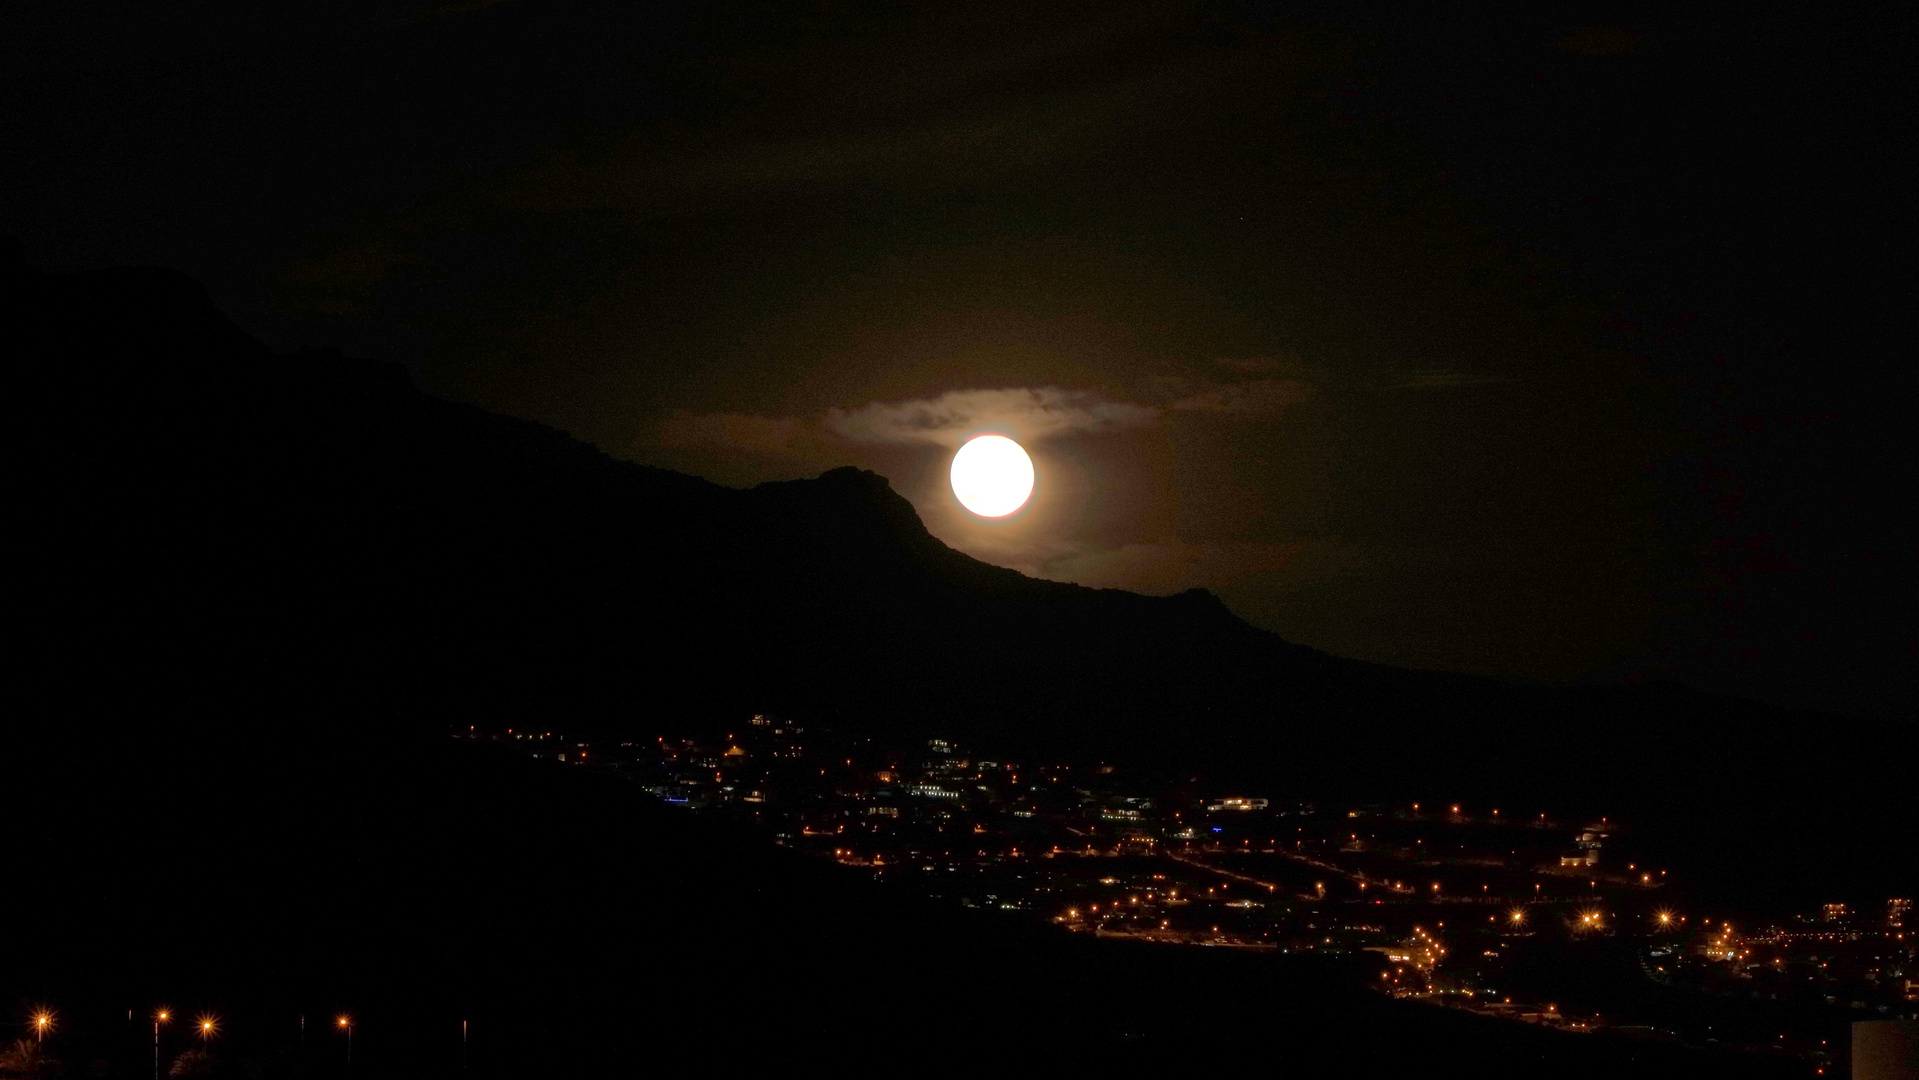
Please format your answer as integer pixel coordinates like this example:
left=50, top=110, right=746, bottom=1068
left=1499, top=905, right=1682, bottom=934
left=29, top=1006, right=487, bottom=1076
left=146, top=1010, right=220, bottom=1080
left=138, top=1008, right=354, bottom=1078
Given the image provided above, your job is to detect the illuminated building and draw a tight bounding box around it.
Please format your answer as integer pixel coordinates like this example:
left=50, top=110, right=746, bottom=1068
left=1206, top=797, right=1269, bottom=812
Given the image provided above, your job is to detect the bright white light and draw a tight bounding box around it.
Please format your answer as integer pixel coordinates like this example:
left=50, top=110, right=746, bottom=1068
left=950, top=435, right=1034, bottom=517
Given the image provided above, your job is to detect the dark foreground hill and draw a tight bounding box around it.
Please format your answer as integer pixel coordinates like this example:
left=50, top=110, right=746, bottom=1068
left=0, top=244, right=1908, bottom=1073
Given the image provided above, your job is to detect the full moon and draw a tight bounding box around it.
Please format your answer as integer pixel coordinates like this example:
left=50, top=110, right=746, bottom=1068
left=950, top=435, right=1034, bottom=518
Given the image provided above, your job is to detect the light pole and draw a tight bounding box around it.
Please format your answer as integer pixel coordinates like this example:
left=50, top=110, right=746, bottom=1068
left=461, top=1018, right=468, bottom=1073
left=337, top=1015, right=352, bottom=1070
left=33, top=1012, right=52, bottom=1043
left=197, top=1015, right=217, bottom=1050
left=153, top=1009, right=170, bottom=1080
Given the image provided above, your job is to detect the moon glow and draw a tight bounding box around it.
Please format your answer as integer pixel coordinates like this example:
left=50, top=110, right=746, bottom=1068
left=950, top=435, right=1034, bottom=518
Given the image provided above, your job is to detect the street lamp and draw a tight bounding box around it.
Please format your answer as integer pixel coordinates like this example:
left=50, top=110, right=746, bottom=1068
left=154, top=1010, right=170, bottom=1080
left=337, top=1015, right=352, bottom=1069
left=197, top=1015, right=218, bottom=1046
left=32, top=1012, right=52, bottom=1043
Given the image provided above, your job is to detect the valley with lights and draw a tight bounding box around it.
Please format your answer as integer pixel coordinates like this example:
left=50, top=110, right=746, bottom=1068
left=478, top=718, right=1916, bottom=1077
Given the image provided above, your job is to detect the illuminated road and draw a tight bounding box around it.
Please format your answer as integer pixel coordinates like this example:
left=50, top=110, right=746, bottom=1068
left=1167, top=851, right=1289, bottom=893
left=1171, top=847, right=1413, bottom=896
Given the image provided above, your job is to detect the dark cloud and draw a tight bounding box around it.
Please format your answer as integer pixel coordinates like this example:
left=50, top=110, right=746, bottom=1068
left=1389, top=371, right=1514, bottom=390
left=827, top=387, right=1159, bottom=446
left=1214, top=356, right=1286, bottom=374
left=1555, top=26, right=1642, bottom=56
left=654, top=411, right=830, bottom=461
left=1168, top=378, right=1311, bottom=416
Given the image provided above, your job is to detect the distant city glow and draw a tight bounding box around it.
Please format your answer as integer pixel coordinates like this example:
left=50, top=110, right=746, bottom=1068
left=455, top=718, right=1912, bottom=1053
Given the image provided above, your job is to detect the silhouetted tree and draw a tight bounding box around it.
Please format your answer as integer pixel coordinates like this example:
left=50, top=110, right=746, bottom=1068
left=0, top=1038, right=61, bottom=1078
left=167, top=1050, right=214, bottom=1078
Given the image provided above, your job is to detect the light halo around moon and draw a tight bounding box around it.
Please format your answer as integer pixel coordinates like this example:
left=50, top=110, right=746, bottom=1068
left=950, top=434, right=1035, bottom=518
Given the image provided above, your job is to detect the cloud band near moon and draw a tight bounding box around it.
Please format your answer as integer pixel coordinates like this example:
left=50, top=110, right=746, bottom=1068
left=644, top=373, right=1311, bottom=469
left=826, top=387, right=1158, bottom=446
left=637, top=375, right=1323, bottom=617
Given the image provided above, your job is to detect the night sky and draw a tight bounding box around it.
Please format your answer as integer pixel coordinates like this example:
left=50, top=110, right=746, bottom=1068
left=5, top=2, right=1910, bottom=719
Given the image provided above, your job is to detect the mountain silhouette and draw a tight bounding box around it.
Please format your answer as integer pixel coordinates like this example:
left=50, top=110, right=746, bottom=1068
left=6, top=238, right=1911, bottom=914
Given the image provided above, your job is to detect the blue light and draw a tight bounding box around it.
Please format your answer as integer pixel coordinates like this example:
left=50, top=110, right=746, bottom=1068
left=1211, top=827, right=1223, bottom=833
